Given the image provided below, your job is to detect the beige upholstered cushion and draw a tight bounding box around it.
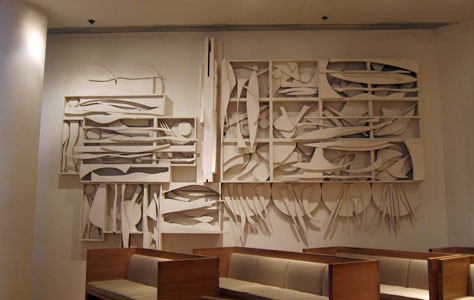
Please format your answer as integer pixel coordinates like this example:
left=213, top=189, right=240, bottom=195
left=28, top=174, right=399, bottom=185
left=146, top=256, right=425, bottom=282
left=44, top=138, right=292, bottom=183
left=453, top=298, right=474, bottom=300
left=127, top=254, right=169, bottom=287
left=469, top=265, right=474, bottom=296
left=285, top=260, right=327, bottom=295
left=407, top=260, right=428, bottom=290
left=322, top=265, right=329, bottom=297
left=254, top=256, right=289, bottom=288
left=87, top=279, right=156, bottom=300
left=244, top=285, right=329, bottom=300
left=130, top=293, right=158, bottom=300
left=375, top=256, right=410, bottom=287
left=380, top=284, right=429, bottom=300
left=219, top=277, right=262, bottom=299
left=228, top=253, right=258, bottom=282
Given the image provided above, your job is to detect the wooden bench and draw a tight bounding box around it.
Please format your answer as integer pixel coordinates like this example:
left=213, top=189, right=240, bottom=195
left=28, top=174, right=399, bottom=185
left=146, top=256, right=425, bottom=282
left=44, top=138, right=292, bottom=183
left=430, top=247, right=474, bottom=300
left=86, top=248, right=219, bottom=300
left=194, top=246, right=379, bottom=300
left=304, top=246, right=459, bottom=300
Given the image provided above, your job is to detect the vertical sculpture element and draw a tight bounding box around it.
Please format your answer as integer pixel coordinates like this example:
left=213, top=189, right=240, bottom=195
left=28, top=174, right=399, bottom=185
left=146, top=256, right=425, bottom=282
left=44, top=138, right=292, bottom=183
left=200, top=37, right=221, bottom=182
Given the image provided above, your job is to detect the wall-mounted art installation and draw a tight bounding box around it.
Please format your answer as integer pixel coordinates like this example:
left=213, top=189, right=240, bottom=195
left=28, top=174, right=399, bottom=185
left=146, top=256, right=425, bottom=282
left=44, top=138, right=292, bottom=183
left=64, top=49, right=425, bottom=248
left=161, top=183, right=221, bottom=235
left=63, top=64, right=201, bottom=249
left=220, top=58, right=423, bottom=237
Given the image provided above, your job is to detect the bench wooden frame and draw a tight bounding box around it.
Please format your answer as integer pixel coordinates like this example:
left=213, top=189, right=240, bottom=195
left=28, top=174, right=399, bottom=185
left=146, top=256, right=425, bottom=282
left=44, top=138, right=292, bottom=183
left=430, top=247, right=474, bottom=300
left=193, top=246, right=380, bottom=300
left=304, top=246, right=463, bottom=300
left=86, top=248, right=219, bottom=300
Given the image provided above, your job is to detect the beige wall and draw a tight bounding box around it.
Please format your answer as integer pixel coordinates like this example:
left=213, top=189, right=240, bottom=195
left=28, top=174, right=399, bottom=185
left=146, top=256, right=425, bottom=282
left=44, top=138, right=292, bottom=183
left=436, top=19, right=474, bottom=246
left=33, top=29, right=449, bottom=299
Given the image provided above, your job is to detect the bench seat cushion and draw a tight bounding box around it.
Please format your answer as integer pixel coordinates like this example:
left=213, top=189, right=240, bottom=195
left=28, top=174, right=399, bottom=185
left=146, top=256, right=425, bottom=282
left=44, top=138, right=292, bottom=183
left=220, top=277, right=263, bottom=299
left=220, top=277, right=327, bottom=300
left=245, top=285, right=329, bottom=300
left=453, top=297, right=474, bottom=300
left=87, top=279, right=156, bottom=300
left=130, top=293, right=158, bottom=300
left=380, top=284, right=429, bottom=300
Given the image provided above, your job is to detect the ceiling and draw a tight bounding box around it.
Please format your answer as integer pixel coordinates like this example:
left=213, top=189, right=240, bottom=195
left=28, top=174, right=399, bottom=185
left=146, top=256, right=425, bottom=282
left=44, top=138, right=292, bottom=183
left=27, top=0, right=474, bottom=30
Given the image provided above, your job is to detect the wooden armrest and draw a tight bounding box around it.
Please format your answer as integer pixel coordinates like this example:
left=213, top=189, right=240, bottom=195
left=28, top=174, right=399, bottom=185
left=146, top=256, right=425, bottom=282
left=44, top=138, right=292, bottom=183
left=194, top=247, right=235, bottom=277
left=331, top=260, right=380, bottom=300
left=86, top=248, right=137, bottom=283
left=433, top=256, right=471, bottom=300
left=158, top=257, right=219, bottom=299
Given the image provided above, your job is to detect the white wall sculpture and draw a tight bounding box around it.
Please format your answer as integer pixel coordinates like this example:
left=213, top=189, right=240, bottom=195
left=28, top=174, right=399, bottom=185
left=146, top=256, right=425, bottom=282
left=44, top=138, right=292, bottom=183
left=63, top=64, right=205, bottom=248
left=220, top=59, right=423, bottom=240
left=61, top=43, right=424, bottom=247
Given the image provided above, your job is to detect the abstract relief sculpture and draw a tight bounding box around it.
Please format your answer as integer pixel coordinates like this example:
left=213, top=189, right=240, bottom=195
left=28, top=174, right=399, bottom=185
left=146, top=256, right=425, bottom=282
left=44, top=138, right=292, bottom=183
left=64, top=64, right=202, bottom=248
left=220, top=58, right=423, bottom=236
left=66, top=52, right=425, bottom=248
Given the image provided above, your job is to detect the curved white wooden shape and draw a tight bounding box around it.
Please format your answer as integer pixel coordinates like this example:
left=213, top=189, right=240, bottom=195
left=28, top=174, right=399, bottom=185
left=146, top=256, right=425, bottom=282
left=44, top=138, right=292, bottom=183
left=245, top=71, right=260, bottom=150
left=89, top=184, right=107, bottom=229
left=116, top=65, right=162, bottom=95
left=70, top=66, right=116, bottom=95
left=322, top=183, right=371, bottom=217
left=293, top=148, right=351, bottom=172
left=405, top=139, right=424, bottom=181
left=372, top=183, right=420, bottom=218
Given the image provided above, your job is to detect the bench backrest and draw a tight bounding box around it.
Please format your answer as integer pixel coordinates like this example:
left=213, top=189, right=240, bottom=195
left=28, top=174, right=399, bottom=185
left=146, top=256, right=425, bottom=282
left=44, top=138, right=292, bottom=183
left=339, top=253, right=428, bottom=289
left=126, top=254, right=170, bottom=287
left=227, top=253, right=328, bottom=296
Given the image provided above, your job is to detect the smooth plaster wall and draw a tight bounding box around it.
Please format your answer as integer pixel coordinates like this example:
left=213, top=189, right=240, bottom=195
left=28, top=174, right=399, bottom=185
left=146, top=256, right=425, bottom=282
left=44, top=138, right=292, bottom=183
left=436, top=19, right=474, bottom=246
left=33, top=29, right=447, bottom=299
left=0, top=1, right=47, bottom=299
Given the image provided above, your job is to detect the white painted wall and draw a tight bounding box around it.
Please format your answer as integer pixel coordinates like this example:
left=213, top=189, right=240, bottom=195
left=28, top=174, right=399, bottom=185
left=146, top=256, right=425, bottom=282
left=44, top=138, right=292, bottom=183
left=436, top=19, right=474, bottom=246
left=33, top=29, right=449, bottom=299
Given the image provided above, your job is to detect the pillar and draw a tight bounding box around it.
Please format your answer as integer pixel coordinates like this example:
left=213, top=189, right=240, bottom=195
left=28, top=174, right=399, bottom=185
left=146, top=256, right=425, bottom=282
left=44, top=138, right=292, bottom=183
left=0, top=1, right=47, bottom=299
